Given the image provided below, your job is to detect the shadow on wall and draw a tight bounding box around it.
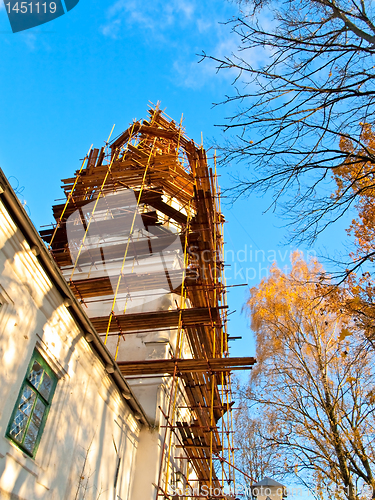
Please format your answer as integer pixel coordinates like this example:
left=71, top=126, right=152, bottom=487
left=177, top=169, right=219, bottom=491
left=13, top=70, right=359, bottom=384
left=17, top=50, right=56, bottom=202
left=0, top=236, right=136, bottom=499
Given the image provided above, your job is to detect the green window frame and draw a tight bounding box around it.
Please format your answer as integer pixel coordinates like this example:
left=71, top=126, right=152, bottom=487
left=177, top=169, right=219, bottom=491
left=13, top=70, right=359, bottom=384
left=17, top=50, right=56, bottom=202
left=6, top=349, right=57, bottom=457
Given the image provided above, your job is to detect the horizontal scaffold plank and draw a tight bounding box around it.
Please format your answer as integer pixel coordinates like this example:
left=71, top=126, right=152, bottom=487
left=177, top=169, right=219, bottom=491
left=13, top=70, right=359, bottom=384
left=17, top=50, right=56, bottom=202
left=90, top=307, right=222, bottom=333
left=116, top=356, right=256, bottom=376
left=69, top=271, right=187, bottom=298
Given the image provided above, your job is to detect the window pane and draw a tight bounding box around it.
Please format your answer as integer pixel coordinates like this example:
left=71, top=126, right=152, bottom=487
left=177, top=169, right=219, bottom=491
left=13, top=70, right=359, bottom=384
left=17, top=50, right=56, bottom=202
left=9, top=409, right=28, bottom=442
left=32, top=398, right=46, bottom=429
left=28, top=361, right=43, bottom=390
left=9, top=386, right=36, bottom=443
left=39, top=372, right=52, bottom=401
left=19, top=386, right=36, bottom=417
left=24, top=399, right=46, bottom=453
left=23, top=421, right=39, bottom=453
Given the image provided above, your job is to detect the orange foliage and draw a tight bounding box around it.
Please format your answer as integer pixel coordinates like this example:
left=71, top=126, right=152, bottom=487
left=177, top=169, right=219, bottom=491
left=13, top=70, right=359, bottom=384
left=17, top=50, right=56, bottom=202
left=335, top=124, right=375, bottom=261
left=245, top=253, right=375, bottom=497
left=332, top=125, right=375, bottom=342
left=248, top=251, right=350, bottom=375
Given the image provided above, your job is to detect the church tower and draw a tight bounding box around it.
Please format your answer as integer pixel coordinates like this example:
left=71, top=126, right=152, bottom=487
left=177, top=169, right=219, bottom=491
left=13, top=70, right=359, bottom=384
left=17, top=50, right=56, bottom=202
left=41, top=106, right=255, bottom=499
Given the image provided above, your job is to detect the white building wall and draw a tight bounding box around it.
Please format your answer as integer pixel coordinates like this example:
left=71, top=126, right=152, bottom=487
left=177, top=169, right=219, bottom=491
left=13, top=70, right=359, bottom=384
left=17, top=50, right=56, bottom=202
left=0, top=198, right=141, bottom=500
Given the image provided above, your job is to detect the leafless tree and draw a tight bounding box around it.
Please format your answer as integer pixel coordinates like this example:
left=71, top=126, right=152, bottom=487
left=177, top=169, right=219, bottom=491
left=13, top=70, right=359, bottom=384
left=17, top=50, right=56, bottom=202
left=234, top=407, right=287, bottom=498
left=204, top=0, right=375, bottom=247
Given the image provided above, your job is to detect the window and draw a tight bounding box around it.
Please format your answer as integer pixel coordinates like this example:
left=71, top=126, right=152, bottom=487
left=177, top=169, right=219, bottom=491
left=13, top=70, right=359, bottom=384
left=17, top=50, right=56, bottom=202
left=6, top=350, right=57, bottom=457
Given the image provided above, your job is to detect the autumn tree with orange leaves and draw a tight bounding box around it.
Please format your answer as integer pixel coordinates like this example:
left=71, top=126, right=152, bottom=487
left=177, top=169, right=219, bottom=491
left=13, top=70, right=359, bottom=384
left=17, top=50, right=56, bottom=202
left=334, top=124, right=375, bottom=274
left=236, top=254, right=375, bottom=500
left=323, top=125, right=375, bottom=345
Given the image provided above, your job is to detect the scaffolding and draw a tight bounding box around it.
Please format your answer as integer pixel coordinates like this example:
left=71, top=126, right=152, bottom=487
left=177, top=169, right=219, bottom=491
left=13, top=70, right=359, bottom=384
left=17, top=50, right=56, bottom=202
left=40, top=105, right=256, bottom=499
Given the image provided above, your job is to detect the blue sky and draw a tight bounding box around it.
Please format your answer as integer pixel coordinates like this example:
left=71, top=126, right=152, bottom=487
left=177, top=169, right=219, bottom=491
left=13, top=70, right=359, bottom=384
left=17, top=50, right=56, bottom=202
left=0, top=1, right=353, bottom=497
left=0, top=0, right=351, bottom=359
